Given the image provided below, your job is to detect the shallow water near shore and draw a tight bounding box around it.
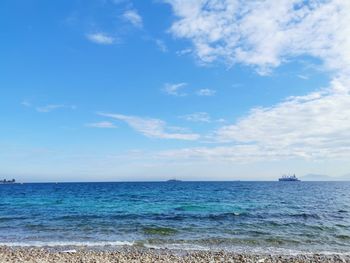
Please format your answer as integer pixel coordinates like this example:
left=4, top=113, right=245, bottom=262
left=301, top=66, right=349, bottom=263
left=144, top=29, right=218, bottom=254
left=1, top=181, right=350, bottom=254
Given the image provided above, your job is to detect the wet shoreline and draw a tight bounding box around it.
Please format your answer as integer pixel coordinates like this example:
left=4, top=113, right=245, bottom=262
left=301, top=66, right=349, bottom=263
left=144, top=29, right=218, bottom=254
left=1, top=246, right=350, bottom=263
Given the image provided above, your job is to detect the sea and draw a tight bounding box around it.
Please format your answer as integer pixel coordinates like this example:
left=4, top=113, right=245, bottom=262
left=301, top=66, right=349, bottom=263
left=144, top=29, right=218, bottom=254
left=1, top=181, right=350, bottom=254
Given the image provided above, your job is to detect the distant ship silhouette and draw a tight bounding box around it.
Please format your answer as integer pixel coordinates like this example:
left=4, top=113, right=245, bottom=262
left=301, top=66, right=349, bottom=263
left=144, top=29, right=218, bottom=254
left=278, top=174, right=300, bottom=181
left=0, top=179, right=16, bottom=184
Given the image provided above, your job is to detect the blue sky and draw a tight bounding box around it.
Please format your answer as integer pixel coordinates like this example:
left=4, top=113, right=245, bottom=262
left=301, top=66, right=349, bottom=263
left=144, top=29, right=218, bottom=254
left=1, top=0, right=350, bottom=182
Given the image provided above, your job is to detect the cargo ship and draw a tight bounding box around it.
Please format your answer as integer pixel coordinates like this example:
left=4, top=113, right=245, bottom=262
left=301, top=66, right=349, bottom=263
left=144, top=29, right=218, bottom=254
left=0, top=179, right=16, bottom=184
left=278, top=174, right=300, bottom=181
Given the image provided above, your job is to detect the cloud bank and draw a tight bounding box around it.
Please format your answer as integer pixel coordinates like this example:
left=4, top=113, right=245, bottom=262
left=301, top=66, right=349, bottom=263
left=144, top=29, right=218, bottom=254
left=161, top=0, right=350, bottom=162
left=157, top=78, right=350, bottom=162
left=167, top=0, right=350, bottom=75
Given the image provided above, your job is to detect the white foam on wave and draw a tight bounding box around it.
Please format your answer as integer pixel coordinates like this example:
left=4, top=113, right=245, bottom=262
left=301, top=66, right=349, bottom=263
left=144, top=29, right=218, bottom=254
left=143, top=243, right=350, bottom=256
left=144, top=243, right=210, bottom=251
left=0, top=241, right=134, bottom=247
left=1, top=241, right=350, bottom=256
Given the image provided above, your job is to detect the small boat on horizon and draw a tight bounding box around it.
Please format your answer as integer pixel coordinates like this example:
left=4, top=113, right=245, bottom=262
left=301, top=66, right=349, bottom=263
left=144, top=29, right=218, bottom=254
left=0, top=179, right=16, bottom=184
left=278, top=174, right=300, bottom=182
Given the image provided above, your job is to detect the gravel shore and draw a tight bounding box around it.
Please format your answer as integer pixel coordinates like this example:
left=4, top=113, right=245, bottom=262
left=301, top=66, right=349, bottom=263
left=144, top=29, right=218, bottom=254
left=0, top=246, right=349, bottom=263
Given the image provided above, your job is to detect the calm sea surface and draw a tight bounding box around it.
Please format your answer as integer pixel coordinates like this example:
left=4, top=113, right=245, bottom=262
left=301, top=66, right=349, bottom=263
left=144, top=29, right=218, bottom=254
left=1, top=181, right=350, bottom=253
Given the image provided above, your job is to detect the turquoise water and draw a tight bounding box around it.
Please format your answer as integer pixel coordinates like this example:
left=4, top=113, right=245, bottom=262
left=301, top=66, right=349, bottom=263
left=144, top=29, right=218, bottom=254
left=1, top=181, right=350, bottom=253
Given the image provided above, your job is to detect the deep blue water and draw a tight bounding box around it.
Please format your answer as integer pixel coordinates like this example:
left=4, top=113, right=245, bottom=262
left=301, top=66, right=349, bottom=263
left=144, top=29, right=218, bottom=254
left=1, top=181, right=350, bottom=253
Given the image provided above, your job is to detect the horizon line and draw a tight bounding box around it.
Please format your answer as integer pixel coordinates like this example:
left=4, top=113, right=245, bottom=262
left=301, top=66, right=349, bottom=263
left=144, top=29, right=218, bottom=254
left=2, top=179, right=350, bottom=184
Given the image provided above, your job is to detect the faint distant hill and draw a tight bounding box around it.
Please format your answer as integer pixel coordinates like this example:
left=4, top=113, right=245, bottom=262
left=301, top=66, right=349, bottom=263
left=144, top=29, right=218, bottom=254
left=301, top=174, right=333, bottom=181
left=301, top=174, right=350, bottom=181
left=337, top=174, right=350, bottom=181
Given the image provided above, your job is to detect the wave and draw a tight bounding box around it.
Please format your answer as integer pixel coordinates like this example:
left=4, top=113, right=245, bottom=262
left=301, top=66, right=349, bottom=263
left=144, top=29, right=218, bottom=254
left=143, top=227, right=178, bottom=236
left=1, top=240, right=350, bottom=256
left=143, top=243, right=210, bottom=251
left=0, top=241, right=134, bottom=247
left=289, top=213, right=321, bottom=219
left=207, top=212, right=246, bottom=220
left=142, top=242, right=350, bottom=256
left=336, top=235, right=350, bottom=240
left=0, top=216, right=28, bottom=221
left=54, top=212, right=248, bottom=222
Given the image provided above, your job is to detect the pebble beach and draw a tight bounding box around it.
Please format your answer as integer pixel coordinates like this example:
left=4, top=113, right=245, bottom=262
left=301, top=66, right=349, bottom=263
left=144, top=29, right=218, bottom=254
left=1, top=246, right=350, bottom=263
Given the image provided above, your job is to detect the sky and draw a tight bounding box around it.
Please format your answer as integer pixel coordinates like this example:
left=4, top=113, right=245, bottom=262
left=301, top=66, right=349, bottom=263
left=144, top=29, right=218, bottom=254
left=1, top=0, right=350, bottom=182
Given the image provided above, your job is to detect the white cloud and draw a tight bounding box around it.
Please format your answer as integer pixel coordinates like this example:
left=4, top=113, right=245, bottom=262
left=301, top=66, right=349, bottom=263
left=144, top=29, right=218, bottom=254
left=196, top=88, right=216, bottom=96
left=36, top=104, right=76, bottom=113
left=86, top=33, right=115, bottom=45
left=100, top=113, right=199, bottom=140
left=155, top=39, right=168, bottom=52
left=297, top=74, right=309, bottom=80
left=21, top=100, right=31, bottom=107
left=166, top=0, right=350, bottom=75
left=214, top=77, right=350, bottom=159
left=82, top=1, right=350, bottom=164
left=163, top=82, right=187, bottom=96
left=145, top=76, right=350, bottom=163
left=21, top=100, right=76, bottom=113
left=86, top=121, right=116, bottom=129
left=156, top=0, right=350, bottom=163
left=176, top=48, right=192, bottom=56
left=180, top=112, right=211, bottom=123
left=122, top=9, right=143, bottom=28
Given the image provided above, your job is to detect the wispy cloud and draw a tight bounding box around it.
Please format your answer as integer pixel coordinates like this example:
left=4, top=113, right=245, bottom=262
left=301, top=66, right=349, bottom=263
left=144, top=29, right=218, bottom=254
left=155, top=39, right=168, bottom=53
left=21, top=100, right=31, bottom=107
left=196, top=88, right=216, bottom=96
left=180, top=112, right=225, bottom=124
left=21, top=100, right=76, bottom=113
left=297, top=74, right=309, bottom=80
left=86, top=33, right=115, bottom=45
left=163, top=82, right=187, bottom=96
left=163, top=84, right=215, bottom=97
left=36, top=104, right=76, bottom=113
left=176, top=48, right=192, bottom=56
left=86, top=121, right=116, bottom=129
left=99, top=113, right=199, bottom=140
left=122, top=9, right=143, bottom=28
left=180, top=112, right=211, bottom=123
